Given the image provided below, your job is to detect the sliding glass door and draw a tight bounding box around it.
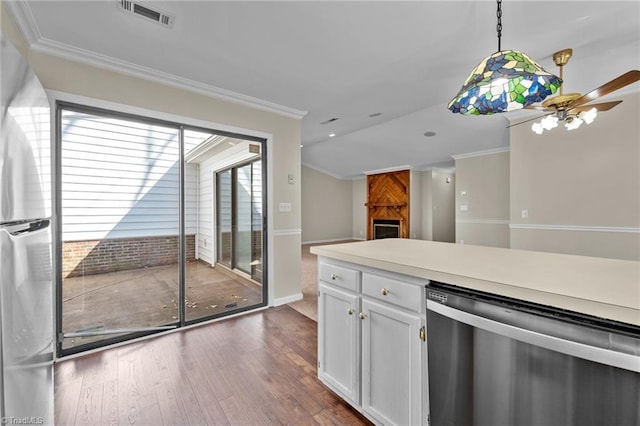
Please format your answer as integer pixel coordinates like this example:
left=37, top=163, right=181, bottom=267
left=184, top=135, right=265, bottom=323
left=57, top=103, right=267, bottom=355
left=217, top=159, right=263, bottom=283
left=58, top=107, right=181, bottom=352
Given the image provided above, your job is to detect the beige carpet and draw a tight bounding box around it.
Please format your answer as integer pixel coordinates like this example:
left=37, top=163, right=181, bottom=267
left=288, top=240, right=357, bottom=321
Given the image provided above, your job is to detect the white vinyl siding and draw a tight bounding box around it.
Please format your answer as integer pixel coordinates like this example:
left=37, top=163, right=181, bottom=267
left=61, top=110, right=201, bottom=241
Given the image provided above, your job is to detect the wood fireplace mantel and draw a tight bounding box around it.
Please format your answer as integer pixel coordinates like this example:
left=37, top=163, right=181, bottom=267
left=366, top=170, right=410, bottom=239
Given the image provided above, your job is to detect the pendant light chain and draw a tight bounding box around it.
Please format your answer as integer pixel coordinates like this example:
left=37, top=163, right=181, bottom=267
left=496, top=0, right=502, bottom=52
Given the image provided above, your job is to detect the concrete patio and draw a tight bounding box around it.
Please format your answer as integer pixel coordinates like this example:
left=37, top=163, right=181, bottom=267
left=62, top=260, right=263, bottom=350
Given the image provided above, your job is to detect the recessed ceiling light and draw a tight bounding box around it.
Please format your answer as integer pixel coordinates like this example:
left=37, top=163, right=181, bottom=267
left=368, top=112, right=383, bottom=118
left=423, top=131, right=437, bottom=137
left=329, top=133, right=336, bottom=138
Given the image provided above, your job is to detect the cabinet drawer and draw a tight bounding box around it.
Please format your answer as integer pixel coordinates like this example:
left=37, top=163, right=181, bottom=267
left=319, top=263, right=359, bottom=292
left=362, top=273, right=422, bottom=313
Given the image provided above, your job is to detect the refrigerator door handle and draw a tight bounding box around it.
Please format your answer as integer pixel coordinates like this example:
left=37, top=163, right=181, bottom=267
left=427, top=300, right=640, bottom=373
left=0, top=219, right=50, bottom=236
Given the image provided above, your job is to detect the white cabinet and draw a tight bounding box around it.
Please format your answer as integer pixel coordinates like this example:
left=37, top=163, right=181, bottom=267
left=317, top=258, right=428, bottom=426
left=318, top=283, right=360, bottom=405
left=362, top=298, right=423, bottom=425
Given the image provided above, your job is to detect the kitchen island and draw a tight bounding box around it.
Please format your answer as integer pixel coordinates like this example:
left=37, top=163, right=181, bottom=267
left=312, top=238, right=639, bottom=326
left=311, top=238, right=640, bottom=425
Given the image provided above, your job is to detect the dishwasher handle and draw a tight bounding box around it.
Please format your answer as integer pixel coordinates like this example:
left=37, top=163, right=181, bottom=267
left=427, top=300, right=640, bottom=373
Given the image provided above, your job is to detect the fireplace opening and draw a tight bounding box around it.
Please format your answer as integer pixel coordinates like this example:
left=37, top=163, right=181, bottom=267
left=373, top=219, right=401, bottom=239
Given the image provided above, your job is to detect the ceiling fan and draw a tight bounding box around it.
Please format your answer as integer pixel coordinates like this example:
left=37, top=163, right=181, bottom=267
left=509, top=48, right=640, bottom=132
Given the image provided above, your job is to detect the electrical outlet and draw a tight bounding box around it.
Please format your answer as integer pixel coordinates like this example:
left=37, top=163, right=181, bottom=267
left=460, top=205, right=469, bottom=211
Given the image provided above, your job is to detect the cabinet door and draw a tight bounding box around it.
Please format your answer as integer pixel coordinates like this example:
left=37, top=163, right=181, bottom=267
left=361, top=298, right=423, bottom=426
left=318, top=283, right=360, bottom=405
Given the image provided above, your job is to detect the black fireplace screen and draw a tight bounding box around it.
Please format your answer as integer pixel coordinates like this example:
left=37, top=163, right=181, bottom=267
left=373, top=219, right=400, bottom=239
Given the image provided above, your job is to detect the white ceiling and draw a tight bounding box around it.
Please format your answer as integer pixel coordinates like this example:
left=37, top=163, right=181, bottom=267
left=7, top=1, right=640, bottom=178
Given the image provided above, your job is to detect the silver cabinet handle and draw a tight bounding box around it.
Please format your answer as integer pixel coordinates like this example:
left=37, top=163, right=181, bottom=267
left=359, top=312, right=367, bottom=320
left=331, top=273, right=338, bottom=280
left=381, top=288, right=389, bottom=296
left=348, top=308, right=354, bottom=315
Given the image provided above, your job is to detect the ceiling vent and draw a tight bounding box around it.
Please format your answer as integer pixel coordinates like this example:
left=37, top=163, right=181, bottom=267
left=117, top=0, right=175, bottom=28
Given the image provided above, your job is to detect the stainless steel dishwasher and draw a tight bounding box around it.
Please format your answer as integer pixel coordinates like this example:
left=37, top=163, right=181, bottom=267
left=425, top=281, right=640, bottom=426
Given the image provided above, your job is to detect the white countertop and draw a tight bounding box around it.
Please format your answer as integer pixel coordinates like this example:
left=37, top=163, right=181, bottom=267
left=311, top=239, right=640, bottom=327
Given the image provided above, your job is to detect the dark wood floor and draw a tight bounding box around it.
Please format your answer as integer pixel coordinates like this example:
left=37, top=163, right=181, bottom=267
left=55, top=305, right=372, bottom=425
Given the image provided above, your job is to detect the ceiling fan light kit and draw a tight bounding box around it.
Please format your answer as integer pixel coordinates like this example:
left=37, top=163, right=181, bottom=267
left=524, top=47, right=640, bottom=134
left=531, top=107, right=597, bottom=134
left=448, top=0, right=561, bottom=115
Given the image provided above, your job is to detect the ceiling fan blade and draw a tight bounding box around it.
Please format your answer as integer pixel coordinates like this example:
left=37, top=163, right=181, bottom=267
left=506, top=112, right=554, bottom=128
left=570, top=100, right=623, bottom=113
left=524, top=105, right=551, bottom=111
left=572, top=70, right=640, bottom=107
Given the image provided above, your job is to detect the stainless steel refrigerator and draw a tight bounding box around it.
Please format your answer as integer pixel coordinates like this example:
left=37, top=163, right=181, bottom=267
left=1, top=34, right=54, bottom=424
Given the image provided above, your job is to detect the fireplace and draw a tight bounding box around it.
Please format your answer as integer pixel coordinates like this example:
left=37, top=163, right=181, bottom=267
left=373, top=219, right=401, bottom=239
left=366, top=169, right=410, bottom=239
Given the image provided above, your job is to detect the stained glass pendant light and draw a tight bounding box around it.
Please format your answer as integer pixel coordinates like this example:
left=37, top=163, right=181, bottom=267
left=448, top=0, right=562, bottom=115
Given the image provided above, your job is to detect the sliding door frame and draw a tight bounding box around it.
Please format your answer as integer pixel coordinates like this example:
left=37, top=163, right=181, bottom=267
left=215, top=158, right=264, bottom=281
left=54, top=101, right=269, bottom=356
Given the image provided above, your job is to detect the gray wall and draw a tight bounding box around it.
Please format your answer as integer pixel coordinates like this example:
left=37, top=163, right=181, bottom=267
left=352, top=177, right=367, bottom=239
left=453, top=92, right=639, bottom=262
left=301, top=165, right=353, bottom=243
left=510, top=92, right=639, bottom=260
left=454, top=150, right=510, bottom=247
left=431, top=171, right=455, bottom=243
left=420, top=171, right=433, bottom=240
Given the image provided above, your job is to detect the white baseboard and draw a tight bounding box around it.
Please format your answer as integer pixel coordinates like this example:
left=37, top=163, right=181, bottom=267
left=273, top=293, right=303, bottom=306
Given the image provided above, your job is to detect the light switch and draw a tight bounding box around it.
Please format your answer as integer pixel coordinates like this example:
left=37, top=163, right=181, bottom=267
left=288, top=174, right=294, bottom=185
left=521, top=209, right=529, bottom=218
left=279, top=202, right=292, bottom=212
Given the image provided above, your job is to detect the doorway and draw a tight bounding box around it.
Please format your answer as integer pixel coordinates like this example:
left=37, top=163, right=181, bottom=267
left=216, top=159, right=263, bottom=283
left=56, top=102, right=268, bottom=355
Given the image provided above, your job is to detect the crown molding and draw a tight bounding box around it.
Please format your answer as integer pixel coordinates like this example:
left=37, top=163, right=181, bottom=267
left=3, top=1, right=41, bottom=44
left=418, top=166, right=455, bottom=174
left=301, top=161, right=354, bottom=180
left=5, top=2, right=307, bottom=120
left=451, top=146, right=510, bottom=160
left=363, top=165, right=412, bottom=176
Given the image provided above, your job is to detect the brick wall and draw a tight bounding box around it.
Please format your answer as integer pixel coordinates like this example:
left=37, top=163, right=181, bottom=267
left=63, top=235, right=196, bottom=278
